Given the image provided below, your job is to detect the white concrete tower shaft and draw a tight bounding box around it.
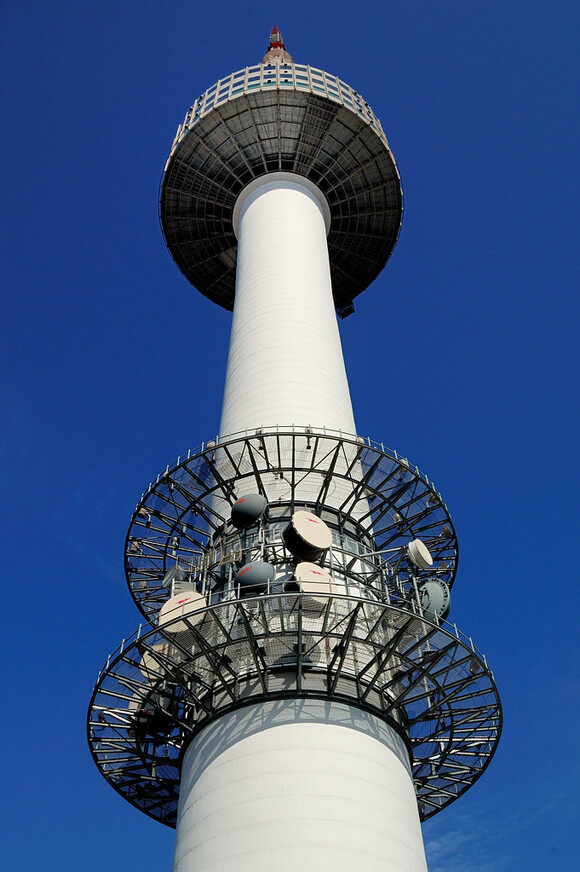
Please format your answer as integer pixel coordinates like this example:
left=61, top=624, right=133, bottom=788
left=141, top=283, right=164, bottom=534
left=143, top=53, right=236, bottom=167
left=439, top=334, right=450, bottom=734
left=219, top=173, right=356, bottom=439
left=173, top=702, right=428, bottom=872
left=172, top=173, right=428, bottom=872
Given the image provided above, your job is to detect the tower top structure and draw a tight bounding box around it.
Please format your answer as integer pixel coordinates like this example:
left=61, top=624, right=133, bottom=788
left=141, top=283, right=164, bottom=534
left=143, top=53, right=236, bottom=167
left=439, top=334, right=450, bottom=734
left=261, top=25, right=293, bottom=64
left=160, top=29, right=403, bottom=316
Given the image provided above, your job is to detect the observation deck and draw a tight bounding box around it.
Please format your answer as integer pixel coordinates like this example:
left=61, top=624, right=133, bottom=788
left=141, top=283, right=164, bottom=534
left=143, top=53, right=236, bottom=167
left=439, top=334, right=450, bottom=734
left=160, top=62, right=403, bottom=314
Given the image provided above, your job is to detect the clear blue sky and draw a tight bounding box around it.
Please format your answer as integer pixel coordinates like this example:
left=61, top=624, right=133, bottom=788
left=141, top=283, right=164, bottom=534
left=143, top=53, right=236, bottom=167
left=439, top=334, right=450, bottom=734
left=2, top=2, right=579, bottom=870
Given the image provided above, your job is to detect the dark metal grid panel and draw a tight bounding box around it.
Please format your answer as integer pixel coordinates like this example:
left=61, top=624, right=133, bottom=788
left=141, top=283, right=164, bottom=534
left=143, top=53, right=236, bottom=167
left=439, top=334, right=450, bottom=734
left=88, top=596, right=501, bottom=826
left=160, top=86, right=402, bottom=311
left=124, top=429, right=457, bottom=621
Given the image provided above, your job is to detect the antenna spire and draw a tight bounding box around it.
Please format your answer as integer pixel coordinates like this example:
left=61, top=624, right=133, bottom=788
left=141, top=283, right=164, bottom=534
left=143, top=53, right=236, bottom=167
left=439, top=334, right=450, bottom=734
left=261, top=25, right=293, bottom=64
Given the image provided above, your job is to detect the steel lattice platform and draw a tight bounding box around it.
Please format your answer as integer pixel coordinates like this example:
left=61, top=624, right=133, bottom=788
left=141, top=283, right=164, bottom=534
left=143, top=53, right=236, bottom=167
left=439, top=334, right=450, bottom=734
left=88, top=593, right=501, bottom=827
left=125, top=427, right=458, bottom=622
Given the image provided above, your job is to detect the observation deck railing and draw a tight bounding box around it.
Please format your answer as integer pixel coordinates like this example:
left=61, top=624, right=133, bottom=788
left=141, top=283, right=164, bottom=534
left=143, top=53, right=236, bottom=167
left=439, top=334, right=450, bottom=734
left=142, top=424, right=444, bottom=505
left=170, top=63, right=391, bottom=156
left=97, top=592, right=491, bottom=683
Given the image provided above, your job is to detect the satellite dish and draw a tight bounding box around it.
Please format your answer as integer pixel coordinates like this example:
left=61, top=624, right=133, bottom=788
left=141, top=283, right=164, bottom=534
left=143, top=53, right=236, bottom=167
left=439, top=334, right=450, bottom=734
left=418, top=579, right=450, bottom=622
left=161, top=565, right=187, bottom=589
left=139, top=641, right=174, bottom=678
left=283, top=510, right=332, bottom=560
left=231, top=493, right=268, bottom=528
left=158, top=590, right=207, bottom=634
left=407, top=539, right=433, bottom=569
left=234, top=560, right=275, bottom=594
left=284, top=562, right=334, bottom=615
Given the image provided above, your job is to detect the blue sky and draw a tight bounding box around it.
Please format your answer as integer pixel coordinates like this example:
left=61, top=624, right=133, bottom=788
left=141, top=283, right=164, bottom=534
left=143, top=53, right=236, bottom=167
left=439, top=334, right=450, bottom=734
left=2, top=2, right=579, bottom=870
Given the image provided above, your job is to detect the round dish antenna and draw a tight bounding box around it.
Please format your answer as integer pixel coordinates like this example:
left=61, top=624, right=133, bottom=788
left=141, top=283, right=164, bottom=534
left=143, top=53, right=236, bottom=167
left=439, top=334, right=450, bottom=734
left=407, top=538, right=433, bottom=569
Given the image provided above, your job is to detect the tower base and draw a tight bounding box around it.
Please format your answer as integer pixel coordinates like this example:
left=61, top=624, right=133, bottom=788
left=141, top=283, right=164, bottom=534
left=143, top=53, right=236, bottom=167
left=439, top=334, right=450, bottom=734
left=173, top=699, right=428, bottom=872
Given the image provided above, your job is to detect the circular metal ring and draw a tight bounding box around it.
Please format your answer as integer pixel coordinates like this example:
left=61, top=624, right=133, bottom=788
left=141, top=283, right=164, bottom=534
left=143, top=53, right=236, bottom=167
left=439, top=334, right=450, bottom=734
left=88, top=594, right=501, bottom=826
left=124, top=428, right=458, bottom=621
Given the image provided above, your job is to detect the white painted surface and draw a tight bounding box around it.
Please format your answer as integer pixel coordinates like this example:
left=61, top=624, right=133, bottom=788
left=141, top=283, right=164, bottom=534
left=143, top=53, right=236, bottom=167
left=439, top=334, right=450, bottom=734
left=185, top=176, right=425, bottom=872
left=407, top=539, right=433, bottom=570
left=173, top=700, right=427, bottom=872
left=291, top=563, right=335, bottom=615
left=219, top=173, right=356, bottom=440
left=158, top=591, right=207, bottom=634
left=291, top=510, right=333, bottom=550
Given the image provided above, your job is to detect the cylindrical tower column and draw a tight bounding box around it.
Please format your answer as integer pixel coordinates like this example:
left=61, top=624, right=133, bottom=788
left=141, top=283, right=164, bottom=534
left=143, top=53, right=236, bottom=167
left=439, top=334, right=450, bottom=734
left=219, top=173, right=356, bottom=439
left=173, top=700, right=427, bottom=872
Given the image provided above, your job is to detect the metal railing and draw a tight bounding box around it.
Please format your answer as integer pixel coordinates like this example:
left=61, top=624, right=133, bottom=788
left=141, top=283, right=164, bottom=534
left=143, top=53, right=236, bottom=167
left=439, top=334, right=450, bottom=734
left=169, top=64, right=391, bottom=158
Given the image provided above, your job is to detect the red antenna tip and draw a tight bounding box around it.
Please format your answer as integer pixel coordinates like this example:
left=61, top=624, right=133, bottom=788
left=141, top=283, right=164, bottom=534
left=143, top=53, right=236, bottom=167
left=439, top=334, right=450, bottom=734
left=262, top=26, right=293, bottom=64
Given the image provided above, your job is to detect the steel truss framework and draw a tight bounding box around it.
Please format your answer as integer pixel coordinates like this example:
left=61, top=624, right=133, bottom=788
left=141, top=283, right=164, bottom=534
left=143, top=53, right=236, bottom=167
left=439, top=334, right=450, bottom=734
left=88, top=593, right=501, bottom=827
left=124, top=428, right=459, bottom=621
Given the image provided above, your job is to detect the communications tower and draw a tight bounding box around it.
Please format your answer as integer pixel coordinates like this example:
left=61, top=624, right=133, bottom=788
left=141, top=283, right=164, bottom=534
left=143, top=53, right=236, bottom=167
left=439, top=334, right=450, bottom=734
left=88, top=27, right=501, bottom=872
